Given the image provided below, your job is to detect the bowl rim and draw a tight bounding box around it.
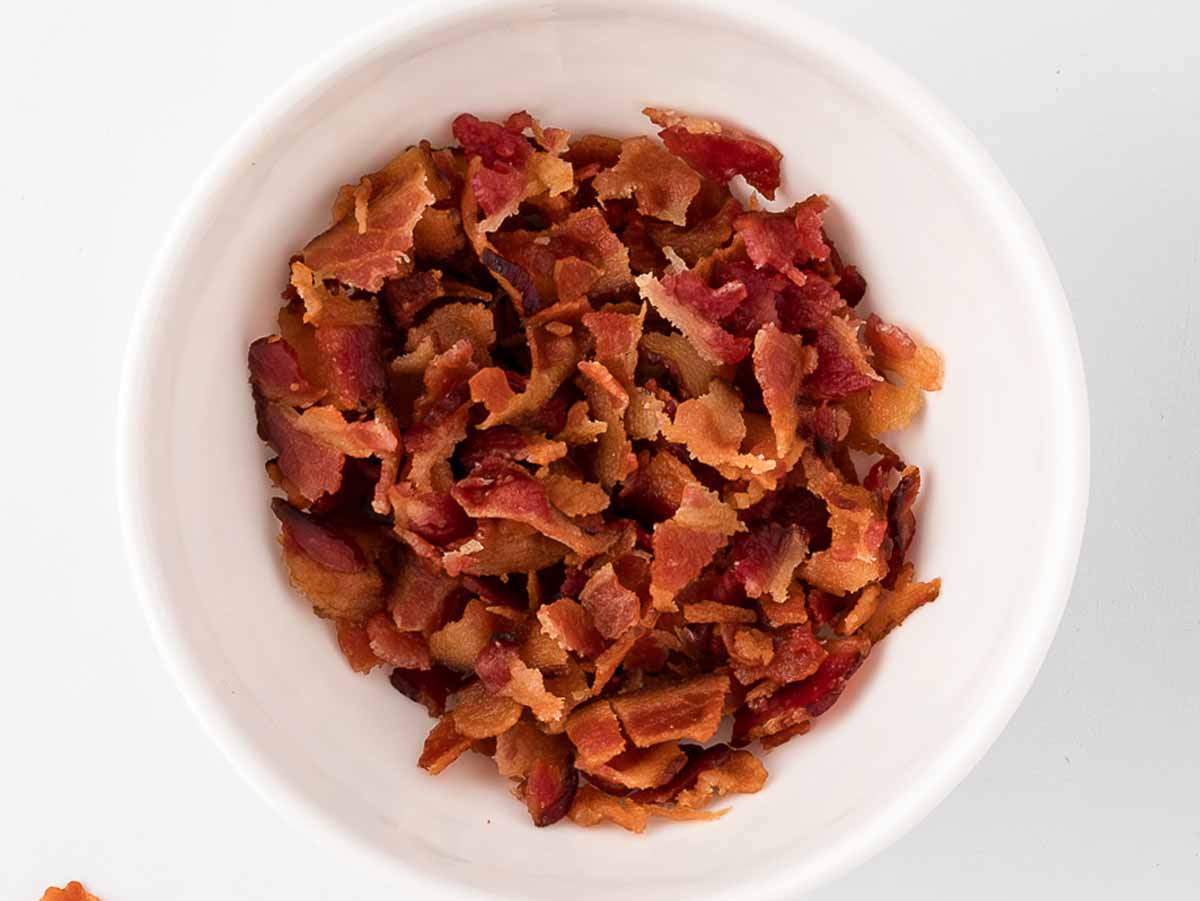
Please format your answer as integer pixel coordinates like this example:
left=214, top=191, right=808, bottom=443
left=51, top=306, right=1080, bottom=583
left=116, top=0, right=1090, bottom=896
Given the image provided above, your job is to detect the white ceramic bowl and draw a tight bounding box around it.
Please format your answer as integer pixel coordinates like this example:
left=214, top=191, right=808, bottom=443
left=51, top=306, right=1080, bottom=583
left=118, top=1, right=1089, bottom=897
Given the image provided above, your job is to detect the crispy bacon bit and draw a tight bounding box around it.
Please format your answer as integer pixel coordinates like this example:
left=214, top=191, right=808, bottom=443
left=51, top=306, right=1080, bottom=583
left=39, top=883, right=101, bottom=901
left=451, top=680, right=524, bottom=739
left=645, top=107, right=783, bottom=199
left=610, top=673, right=728, bottom=747
left=419, top=715, right=473, bottom=773
left=390, top=666, right=459, bottom=716
left=495, top=720, right=570, bottom=779
left=580, top=742, right=687, bottom=790
left=251, top=109, right=943, bottom=830
left=388, top=552, right=464, bottom=632
left=578, top=562, right=641, bottom=639
left=537, top=598, right=606, bottom=659
left=732, top=636, right=869, bottom=745
left=304, top=148, right=435, bottom=291
left=336, top=620, right=379, bottom=673
left=807, top=315, right=883, bottom=401
left=650, top=484, right=744, bottom=611
left=577, top=361, right=637, bottom=490
left=249, top=336, right=325, bottom=406
left=663, top=381, right=774, bottom=475
left=731, top=623, right=827, bottom=687
left=568, top=784, right=722, bottom=832
left=428, top=599, right=497, bottom=670
left=864, top=314, right=944, bottom=390
left=682, top=600, right=757, bottom=624
left=525, top=755, right=579, bottom=826
left=452, top=460, right=614, bottom=560
left=565, top=699, right=627, bottom=768
left=753, top=324, right=816, bottom=456
left=594, top=136, right=702, bottom=226
left=862, top=569, right=942, bottom=643
left=276, top=525, right=382, bottom=621
left=366, top=611, right=431, bottom=669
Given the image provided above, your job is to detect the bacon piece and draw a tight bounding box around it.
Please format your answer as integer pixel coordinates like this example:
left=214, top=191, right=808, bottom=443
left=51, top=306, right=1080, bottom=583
left=451, top=680, right=524, bottom=739
left=644, top=107, right=783, bottom=199
left=248, top=336, right=325, bottom=406
left=730, top=524, right=809, bottom=603
left=616, top=450, right=700, bottom=524
left=39, top=883, right=101, bottom=901
left=864, top=314, right=944, bottom=390
left=610, top=672, right=728, bottom=747
left=382, top=268, right=445, bottom=327
left=580, top=742, right=687, bottom=790
left=565, top=699, right=627, bottom=767
left=474, top=639, right=566, bottom=723
left=556, top=399, right=607, bottom=445
left=419, top=715, right=473, bottom=773
left=336, top=619, right=379, bottom=673
left=494, top=720, right=571, bottom=779
left=885, top=466, right=921, bottom=577
left=681, top=600, right=757, bottom=624
left=388, top=551, right=465, bottom=632
left=834, top=583, right=881, bottom=636
left=583, top=306, right=643, bottom=391
left=843, top=378, right=925, bottom=442
left=663, top=382, right=773, bottom=476
left=526, top=754, right=579, bottom=826
left=649, top=483, right=744, bottom=611
left=473, top=325, right=583, bottom=428
left=776, top=270, right=845, bottom=333
left=588, top=624, right=648, bottom=699
left=576, top=361, right=637, bottom=490
left=732, top=636, right=869, bottom=745
left=461, top=146, right=573, bottom=235
left=760, top=589, right=810, bottom=628
left=366, top=611, right=431, bottom=669
left=273, top=505, right=383, bottom=620
left=733, top=210, right=807, bottom=284
left=537, top=471, right=610, bottom=517
left=388, top=484, right=473, bottom=556
left=639, top=331, right=719, bottom=400
left=798, top=451, right=888, bottom=595
left=442, top=520, right=570, bottom=577
left=568, top=784, right=721, bottom=832
left=304, top=147, right=434, bottom=291
left=861, top=568, right=942, bottom=643
left=405, top=303, right=495, bottom=366
left=731, top=623, right=827, bottom=687
left=753, top=324, right=816, bottom=457
left=428, top=599, right=497, bottom=670
left=404, top=402, right=470, bottom=493
left=577, top=562, right=641, bottom=640
left=807, top=315, right=883, bottom=401
left=672, top=747, right=767, bottom=809
left=644, top=196, right=740, bottom=267
left=459, top=426, right=568, bottom=471
left=389, top=666, right=459, bottom=716
left=638, top=268, right=750, bottom=365
left=593, top=136, right=702, bottom=226
left=537, top=598, right=605, bottom=659
left=260, top=404, right=344, bottom=502
left=452, top=460, right=614, bottom=561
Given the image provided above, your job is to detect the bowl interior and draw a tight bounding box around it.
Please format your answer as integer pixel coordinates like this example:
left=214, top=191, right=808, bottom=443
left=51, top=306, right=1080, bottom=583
left=122, top=2, right=1086, bottom=898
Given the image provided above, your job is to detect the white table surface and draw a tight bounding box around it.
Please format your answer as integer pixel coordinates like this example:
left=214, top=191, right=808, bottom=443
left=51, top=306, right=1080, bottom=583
left=3, top=0, right=1198, bottom=897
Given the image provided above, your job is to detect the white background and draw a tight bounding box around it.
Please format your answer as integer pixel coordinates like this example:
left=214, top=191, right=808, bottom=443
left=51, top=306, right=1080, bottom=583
left=2, top=0, right=1198, bottom=898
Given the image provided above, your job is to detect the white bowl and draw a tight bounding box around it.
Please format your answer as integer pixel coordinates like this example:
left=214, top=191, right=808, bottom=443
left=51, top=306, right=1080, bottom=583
left=117, top=1, right=1089, bottom=897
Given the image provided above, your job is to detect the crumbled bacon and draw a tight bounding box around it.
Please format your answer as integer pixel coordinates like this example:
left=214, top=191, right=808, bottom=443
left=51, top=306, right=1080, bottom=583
left=251, top=108, right=942, bottom=830
left=645, top=107, right=783, bottom=199
left=610, top=673, right=728, bottom=747
left=578, top=562, right=641, bottom=639
left=39, top=883, right=102, bottom=901
left=594, top=136, right=702, bottom=226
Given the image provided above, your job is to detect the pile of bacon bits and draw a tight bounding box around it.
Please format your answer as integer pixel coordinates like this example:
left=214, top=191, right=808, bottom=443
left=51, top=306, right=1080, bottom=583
left=248, top=107, right=944, bottom=831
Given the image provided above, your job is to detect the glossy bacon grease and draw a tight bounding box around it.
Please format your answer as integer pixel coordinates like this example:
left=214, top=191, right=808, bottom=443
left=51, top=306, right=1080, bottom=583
left=248, top=108, right=943, bottom=831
